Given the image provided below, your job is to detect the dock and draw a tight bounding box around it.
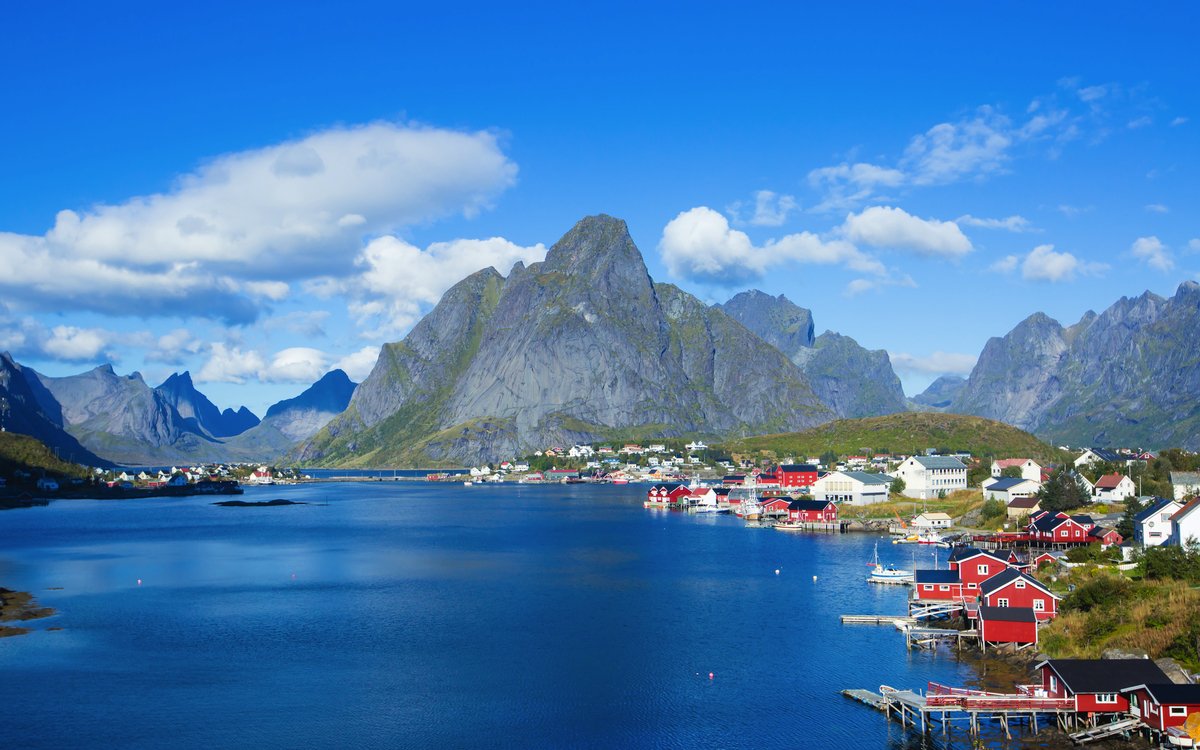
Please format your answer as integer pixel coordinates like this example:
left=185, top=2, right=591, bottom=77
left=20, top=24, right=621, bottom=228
left=840, top=614, right=916, bottom=625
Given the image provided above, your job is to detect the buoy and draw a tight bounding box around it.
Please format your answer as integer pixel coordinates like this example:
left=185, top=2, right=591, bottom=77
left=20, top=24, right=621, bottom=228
left=775, top=569, right=780, bottom=575
left=137, top=579, right=141, bottom=585
left=813, top=575, right=817, bottom=581
left=709, top=673, right=714, bottom=679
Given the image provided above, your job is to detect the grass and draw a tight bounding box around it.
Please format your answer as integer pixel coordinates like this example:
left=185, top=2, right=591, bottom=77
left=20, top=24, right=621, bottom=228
left=0, top=432, right=92, bottom=480
left=839, top=489, right=986, bottom=523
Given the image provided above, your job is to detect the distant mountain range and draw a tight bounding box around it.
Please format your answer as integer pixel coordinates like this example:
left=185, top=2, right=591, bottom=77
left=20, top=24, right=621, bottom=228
left=5, top=216, right=1199, bottom=467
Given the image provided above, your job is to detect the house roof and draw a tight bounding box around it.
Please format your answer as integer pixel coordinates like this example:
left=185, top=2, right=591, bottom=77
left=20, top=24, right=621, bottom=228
left=650, top=483, right=686, bottom=492
left=914, top=569, right=961, bottom=584
left=1083, top=448, right=1123, bottom=463
left=1169, top=471, right=1200, bottom=486
left=1171, top=498, right=1200, bottom=522
left=1008, top=496, right=1042, bottom=509
left=1071, top=515, right=1096, bottom=526
left=1039, top=659, right=1169, bottom=694
left=993, top=459, right=1031, bottom=469
left=980, top=568, right=1057, bottom=598
left=978, top=606, right=1037, bottom=623
left=948, top=547, right=1013, bottom=564
left=1122, top=683, right=1200, bottom=705
left=987, top=477, right=1037, bottom=491
left=1095, top=474, right=1128, bottom=489
left=842, top=471, right=892, bottom=485
left=912, top=456, right=967, bottom=470
left=1134, top=498, right=1177, bottom=523
left=1088, top=527, right=1121, bottom=540
left=916, top=512, right=952, bottom=521
left=780, top=464, right=817, bottom=472
left=1031, top=514, right=1076, bottom=533
left=787, top=499, right=835, bottom=511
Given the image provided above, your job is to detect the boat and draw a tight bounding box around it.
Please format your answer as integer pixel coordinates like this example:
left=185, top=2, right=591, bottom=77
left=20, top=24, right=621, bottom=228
left=916, top=530, right=943, bottom=545
left=773, top=522, right=806, bottom=531
left=866, top=542, right=913, bottom=584
left=463, top=481, right=473, bottom=486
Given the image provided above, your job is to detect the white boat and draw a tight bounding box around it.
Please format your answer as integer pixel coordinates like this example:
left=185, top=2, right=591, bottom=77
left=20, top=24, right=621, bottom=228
left=866, top=542, right=913, bottom=584
left=694, top=492, right=729, bottom=514
left=463, top=481, right=472, bottom=487
left=916, top=530, right=943, bottom=545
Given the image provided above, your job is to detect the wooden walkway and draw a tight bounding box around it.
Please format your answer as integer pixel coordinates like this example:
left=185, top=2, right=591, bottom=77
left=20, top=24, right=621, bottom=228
left=840, top=614, right=917, bottom=625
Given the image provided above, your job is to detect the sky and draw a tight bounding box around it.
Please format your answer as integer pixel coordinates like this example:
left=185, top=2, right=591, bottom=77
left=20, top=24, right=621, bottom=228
left=1, top=2, right=1197, bottom=415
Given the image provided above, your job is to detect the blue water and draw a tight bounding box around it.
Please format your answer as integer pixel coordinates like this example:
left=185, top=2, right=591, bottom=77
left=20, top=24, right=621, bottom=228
left=1, top=484, right=984, bottom=749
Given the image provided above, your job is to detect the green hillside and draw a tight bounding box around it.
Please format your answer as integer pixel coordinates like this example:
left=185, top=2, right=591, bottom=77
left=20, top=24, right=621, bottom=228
left=716, top=412, right=1073, bottom=464
left=0, top=432, right=93, bottom=480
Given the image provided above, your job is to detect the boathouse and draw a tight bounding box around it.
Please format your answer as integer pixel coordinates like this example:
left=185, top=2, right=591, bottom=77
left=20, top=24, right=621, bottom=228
left=912, top=569, right=963, bottom=601
left=1121, top=683, right=1200, bottom=732
left=979, top=569, right=1060, bottom=620
left=948, top=548, right=1018, bottom=592
left=1037, top=658, right=1170, bottom=714
left=1088, top=526, right=1123, bottom=547
left=646, top=483, right=690, bottom=505
left=759, top=497, right=791, bottom=516
left=977, top=606, right=1038, bottom=647
left=778, top=464, right=818, bottom=489
left=786, top=499, right=837, bottom=523
left=1028, top=512, right=1092, bottom=546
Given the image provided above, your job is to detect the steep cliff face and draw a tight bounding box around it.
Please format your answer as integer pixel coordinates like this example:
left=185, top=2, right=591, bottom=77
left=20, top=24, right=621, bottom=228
left=714, top=292, right=908, bottom=419
left=157, top=372, right=260, bottom=437
left=290, top=215, right=834, bottom=467
left=952, top=281, right=1200, bottom=450
left=0, top=353, right=109, bottom=466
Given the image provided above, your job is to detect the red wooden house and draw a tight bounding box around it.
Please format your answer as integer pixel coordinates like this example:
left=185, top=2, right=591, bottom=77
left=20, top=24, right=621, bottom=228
left=1121, top=683, right=1200, bottom=733
left=980, top=568, right=1061, bottom=620
left=1088, top=527, right=1123, bottom=547
left=759, top=497, right=791, bottom=515
left=1028, top=512, right=1093, bottom=545
left=778, top=464, right=819, bottom=490
left=977, top=606, right=1038, bottom=647
left=1033, top=551, right=1066, bottom=568
left=913, top=570, right=964, bottom=601
left=948, top=548, right=1019, bottom=593
left=1038, top=659, right=1170, bottom=714
left=786, top=499, right=837, bottom=522
left=646, top=483, right=691, bottom=506
left=722, top=475, right=747, bottom=487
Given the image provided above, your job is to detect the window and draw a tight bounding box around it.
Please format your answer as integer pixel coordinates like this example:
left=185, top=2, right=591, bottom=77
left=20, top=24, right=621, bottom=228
left=1033, top=599, right=1044, bottom=611
left=940, top=585, right=950, bottom=592
left=977, top=564, right=989, bottom=575
left=1016, top=581, right=1026, bottom=589
left=997, top=598, right=1009, bottom=607
left=1170, top=706, right=1187, bottom=717
left=1050, top=676, right=1057, bottom=693
left=1096, top=693, right=1117, bottom=704
left=923, top=585, right=933, bottom=591
left=968, top=582, right=977, bottom=589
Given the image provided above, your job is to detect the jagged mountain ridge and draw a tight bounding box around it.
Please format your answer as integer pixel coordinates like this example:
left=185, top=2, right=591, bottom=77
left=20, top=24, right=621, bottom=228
left=0, top=353, right=110, bottom=467
left=714, top=291, right=909, bottom=419
left=290, top=214, right=836, bottom=467
left=951, top=281, right=1200, bottom=450
left=227, top=369, right=359, bottom=459
left=157, top=372, right=260, bottom=437
left=909, top=375, right=967, bottom=411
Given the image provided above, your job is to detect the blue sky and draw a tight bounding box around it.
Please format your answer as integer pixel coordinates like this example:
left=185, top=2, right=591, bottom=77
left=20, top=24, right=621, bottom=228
left=2, top=2, right=1197, bottom=415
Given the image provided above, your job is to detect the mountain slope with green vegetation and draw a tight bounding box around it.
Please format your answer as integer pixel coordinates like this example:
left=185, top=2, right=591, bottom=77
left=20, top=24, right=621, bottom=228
left=0, top=432, right=92, bottom=480
left=716, top=412, right=1073, bottom=464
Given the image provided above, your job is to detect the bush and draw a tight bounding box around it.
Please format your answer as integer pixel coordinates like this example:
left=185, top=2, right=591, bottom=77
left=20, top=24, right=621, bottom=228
left=981, top=498, right=1006, bottom=522
left=1064, top=576, right=1133, bottom=613
left=890, top=477, right=905, bottom=495
left=1066, top=544, right=1098, bottom=563
left=1139, top=542, right=1200, bottom=582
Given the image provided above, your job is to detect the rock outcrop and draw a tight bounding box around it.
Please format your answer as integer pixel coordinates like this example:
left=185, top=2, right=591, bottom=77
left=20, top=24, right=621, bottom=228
left=157, top=372, right=260, bottom=437
left=951, top=281, right=1200, bottom=450
left=0, top=353, right=109, bottom=467
left=909, top=375, right=968, bottom=411
left=290, top=215, right=835, bottom=467
left=714, top=291, right=909, bottom=419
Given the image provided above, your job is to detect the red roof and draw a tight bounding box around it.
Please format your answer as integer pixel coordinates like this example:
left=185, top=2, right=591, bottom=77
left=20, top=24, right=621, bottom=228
left=1171, top=498, right=1200, bottom=522
left=1095, top=474, right=1127, bottom=489
left=994, top=459, right=1029, bottom=468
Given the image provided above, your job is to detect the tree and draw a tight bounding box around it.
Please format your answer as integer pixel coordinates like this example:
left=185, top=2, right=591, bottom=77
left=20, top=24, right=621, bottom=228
left=981, top=499, right=1006, bottom=523
left=890, top=476, right=906, bottom=495
left=1116, top=496, right=1146, bottom=540
left=1000, top=465, right=1023, bottom=479
left=820, top=450, right=837, bottom=468
left=1038, top=468, right=1088, bottom=513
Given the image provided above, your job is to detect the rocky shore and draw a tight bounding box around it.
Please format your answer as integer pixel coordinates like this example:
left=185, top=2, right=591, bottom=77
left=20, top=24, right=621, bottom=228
left=0, top=588, right=59, bottom=638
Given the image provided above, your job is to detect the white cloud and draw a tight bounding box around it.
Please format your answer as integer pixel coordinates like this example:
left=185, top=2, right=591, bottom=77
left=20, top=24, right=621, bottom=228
left=1145, top=204, right=1170, bottom=213
left=1131, top=236, right=1174, bottom=272
left=888, top=351, right=978, bottom=375
left=1077, top=85, right=1108, bottom=102
left=806, top=162, right=905, bottom=212
left=145, top=328, right=203, bottom=365
left=259, top=347, right=332, bottom=384
left=1187, top=239, right=1200, bottom=255
left=262, top=311, right=330, bottom=339
left=41, top=326, right=117, bottom=361
left=332, top=346, right=380, bottom=382
left=842, top=273, right=917, bottom=297
left=1021, top=244, right=1109, bottom=282
left=726, top=190, right=799, bottom=227
left=988, top=255, right=1020, bottom=274
left=901, top=106, right=1014, bottom=186
left=659, top=207, right=884, bottom=285
left=840, top=206, right=973, bottom=258
left=195, top=343, right=268, bottom=383
left=0, top=305, right=125, bottom=363
left=0, top=121, right=518, bottom=322
left=1128, top=116, right=1153, bottom=129
left=1171, top=117, right=1189, bottom=126
left=1057, top=205, right=1093, bottom=218
left=956, top=214, right=1037, bottom=233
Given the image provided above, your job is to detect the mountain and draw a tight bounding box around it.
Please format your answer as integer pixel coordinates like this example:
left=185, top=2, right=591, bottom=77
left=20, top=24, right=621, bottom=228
left=951, top=281, right=1200, bottom=451
left=0, top=353, right=109, bottom=467
left=222, top=370, right=356, bottom=458
left=909, top=375, right=967, bottom=411
left=717, top=412, right=1072, bottom=466
left=156, top=372, right=260, bottom=437
left=290, top=214, right=835, bottom=467
left=714, top=291, right=909, bottom=419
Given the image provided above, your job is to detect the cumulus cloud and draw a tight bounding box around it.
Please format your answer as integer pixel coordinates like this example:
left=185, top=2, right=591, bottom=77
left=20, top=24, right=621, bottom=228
left=1128, top=116, right=1153, bottom=129
left=263, top=311, right=330, bottom=339
left=901, top=106, right=1014, bottom=186
left=842, top=273, right=917, bottom=297
left=1020, top=244, right=1109, bottom=282
left=0, top=121, right=518, bottom=322
left=1131, top=236, right=1174, bottom=272
left=332, top=346, right=380, bottom=382
left=339, top=236, right=546, bottom=334
left=0, top=305, right=123, bottom=363
left=1171, top=117, right=1189, bottom=126
left=1145, top=204, right=1170, bottom=213
left=726, top=190, right=799, bottom=227
left=807, top=163, right=905, bottom=212
left=988, top=255, right=1021, bottom=274
left=955, top=214, right=1037, bottom=233
left=840, top=206, right=973, bottom=258
left=145, top=328, right=203, bottom=365
left=658, top=207, right=883, bottom=285
left=888, top=351, right=978, bottom=375
left=195, top=343, right=268, bottom=383
left=194, top=341, right=381, bottom=384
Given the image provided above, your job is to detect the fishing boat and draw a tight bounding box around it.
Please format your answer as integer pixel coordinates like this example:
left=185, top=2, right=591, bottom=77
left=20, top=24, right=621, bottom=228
left=866, top=542, right=913, bottom=584
left=694, top=492, right=729, bottom=514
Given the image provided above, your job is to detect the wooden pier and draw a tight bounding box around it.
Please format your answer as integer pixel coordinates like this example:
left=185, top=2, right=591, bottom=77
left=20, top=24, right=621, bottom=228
left=840, top=614, right=916, bottom=625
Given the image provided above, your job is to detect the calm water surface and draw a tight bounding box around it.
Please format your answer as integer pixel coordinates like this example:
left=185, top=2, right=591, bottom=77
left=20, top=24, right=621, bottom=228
left=1, top=483, right=985, bottom=749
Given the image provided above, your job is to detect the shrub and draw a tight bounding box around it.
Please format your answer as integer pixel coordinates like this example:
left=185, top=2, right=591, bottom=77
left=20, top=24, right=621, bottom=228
left=981, top=498, right=1006, bottom=522
left=1064, top=576, right=1133, bottom=613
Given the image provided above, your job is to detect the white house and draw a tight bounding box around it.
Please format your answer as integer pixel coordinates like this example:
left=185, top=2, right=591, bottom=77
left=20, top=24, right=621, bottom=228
left=1170, top=471, right=1200, bottom=501
left=37, top=477, right=59, bottom=491
left=685, top=441, right=708, bottom=452
left=990, top=459, right=1042, bottom=482
left=1092, top=473, right=1136, bottom=502
left=1135, top=497, right=1186, bottom=547
left=911, top=512, right=953, bottom=529
left=811, top=470, right=891, bottom=506
left=166, top=474, right=188, bottom=487
left=568, top=445, right=595, bottom=458
left=1074, top=448, right=1121, bottom=468
left=982, top=477, right=1042, bottom=505
left=1169, top=499, right=1200, bottom=547
left=894, top=456, right=968, bottom=500
left=647, top=444, right=666, bottom=453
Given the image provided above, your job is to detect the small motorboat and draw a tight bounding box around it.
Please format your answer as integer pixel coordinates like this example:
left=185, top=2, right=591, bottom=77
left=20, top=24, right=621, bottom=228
left=866, top=542, right=913, bottom=584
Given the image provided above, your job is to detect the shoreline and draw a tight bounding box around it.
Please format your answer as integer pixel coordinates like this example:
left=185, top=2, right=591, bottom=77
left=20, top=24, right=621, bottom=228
left=0, top=588, right=59, bottom=638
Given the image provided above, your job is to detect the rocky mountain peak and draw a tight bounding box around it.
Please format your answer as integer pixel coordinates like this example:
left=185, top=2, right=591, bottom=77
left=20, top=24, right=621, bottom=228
left=539, top=214, right=653, bottom=297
